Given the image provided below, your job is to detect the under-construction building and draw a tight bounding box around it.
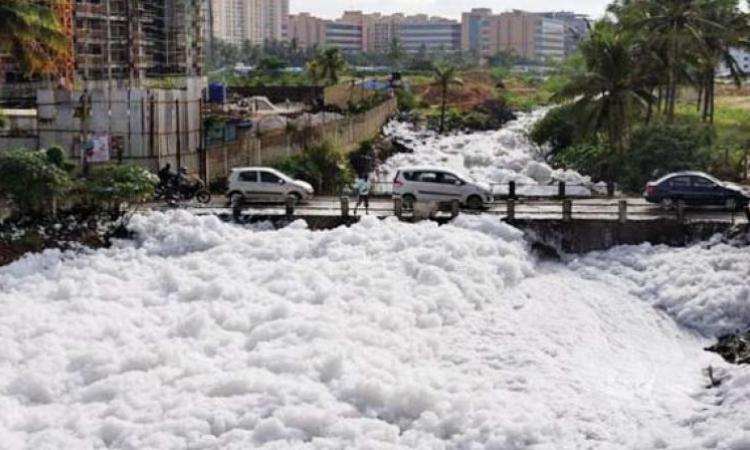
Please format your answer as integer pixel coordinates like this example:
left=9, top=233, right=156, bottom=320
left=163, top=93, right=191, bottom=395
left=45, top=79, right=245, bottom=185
left=74, top=0, right=204, bottom=83
left=0, top=1, right=209, bottom=176
left=3, top=0, right=205, bottom=91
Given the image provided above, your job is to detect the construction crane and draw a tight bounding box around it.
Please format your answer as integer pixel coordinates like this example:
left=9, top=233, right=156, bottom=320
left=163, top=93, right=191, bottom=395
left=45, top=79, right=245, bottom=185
left=51, top=0, right=75, bottom=89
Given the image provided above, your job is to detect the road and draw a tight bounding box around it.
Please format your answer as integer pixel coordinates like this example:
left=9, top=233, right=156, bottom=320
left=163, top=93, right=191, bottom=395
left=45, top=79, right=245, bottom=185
left=147, top=196, right=750, bottom=224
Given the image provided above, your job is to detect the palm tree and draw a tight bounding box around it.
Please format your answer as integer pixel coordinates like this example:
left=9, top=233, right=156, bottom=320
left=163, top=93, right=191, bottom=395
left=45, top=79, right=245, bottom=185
left=635, top=0, right=720, bottom=120
left=315, top=48, right=348, bottom=85
left=388, top=37, right=405, bottom=69
left=552, top=22, right=653, bottom=158
left=0, top=0, right=66, bottom=78
left=431, top=63, right=463, bottom=134
left=694, top=0, right=748, bottom=123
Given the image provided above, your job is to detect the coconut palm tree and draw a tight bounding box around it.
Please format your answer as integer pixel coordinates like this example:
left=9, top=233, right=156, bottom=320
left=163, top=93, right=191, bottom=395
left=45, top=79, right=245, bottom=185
left=694, top=0, right=748, bottom=123
left=315, top=48, right=347, bottom=86
left=635, top=0, right=721, bottom=120
left=431, top=63, right=463, bottom=134
left=0, top=0, right=66, bottom=78
left=388, top=37, right=406, bottom=69
left=552, top=22, right=653, bottom=157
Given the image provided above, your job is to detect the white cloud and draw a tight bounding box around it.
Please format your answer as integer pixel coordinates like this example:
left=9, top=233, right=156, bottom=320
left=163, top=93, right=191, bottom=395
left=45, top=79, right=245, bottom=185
left=292, top=0, right=611, bottom=20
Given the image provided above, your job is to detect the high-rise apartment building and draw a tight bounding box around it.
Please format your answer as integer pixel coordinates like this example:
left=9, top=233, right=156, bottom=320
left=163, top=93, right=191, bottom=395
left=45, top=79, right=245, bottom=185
left=210, top=0, right=287, bottom=45
left=287, top=13, right=327, bottom=49
left=397, top=18, right=461, bottom=54
left=461, top=9, right=567, bottom=61
left=289, top=11, right=461, bottom=55
left=539, top=12, right=589, bottom=57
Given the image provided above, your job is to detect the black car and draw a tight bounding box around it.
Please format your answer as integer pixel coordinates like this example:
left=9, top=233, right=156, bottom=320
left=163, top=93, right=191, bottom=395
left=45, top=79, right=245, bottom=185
left=644, top=171, right=750, bottom=210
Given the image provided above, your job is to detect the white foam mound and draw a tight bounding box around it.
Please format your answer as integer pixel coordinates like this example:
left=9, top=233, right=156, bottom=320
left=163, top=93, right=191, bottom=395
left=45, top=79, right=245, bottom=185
left=0, top=211, right=746, bottom=449
left=572, top=242, right=750, bottom=338
left=378, top=111, right=592, bottom=189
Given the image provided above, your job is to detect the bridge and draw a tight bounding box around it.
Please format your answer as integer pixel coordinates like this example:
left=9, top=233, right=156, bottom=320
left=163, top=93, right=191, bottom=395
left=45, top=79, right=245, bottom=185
left=147, top=195, right=749, bottom=253
left=153, top=196, right=750, bottom=225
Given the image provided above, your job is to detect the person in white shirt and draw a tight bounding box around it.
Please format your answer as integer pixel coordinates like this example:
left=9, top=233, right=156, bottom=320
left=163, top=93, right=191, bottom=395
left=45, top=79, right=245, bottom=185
left=353, top=176, right=370, bottom=215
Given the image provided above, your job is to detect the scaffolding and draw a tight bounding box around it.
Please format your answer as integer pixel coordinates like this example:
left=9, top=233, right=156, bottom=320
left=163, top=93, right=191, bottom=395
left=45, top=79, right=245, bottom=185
left=7, top=0, right=204, bottom=89
left=51, top=0, right=75, bottom=88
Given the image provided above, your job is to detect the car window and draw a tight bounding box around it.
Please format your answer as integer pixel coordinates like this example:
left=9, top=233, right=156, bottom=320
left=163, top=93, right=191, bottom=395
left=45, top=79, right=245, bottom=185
left=439, top=173, right=461, bottom=185
left=239, top=171, right=257, bottom=182
left=417, top=172, right=439, bottom=183
left=260, top=171, right=282, bottom=183
left=403, top=171, right=416, bottom=181
left=692, top=177, right=717, bottom=188
left=668, top=177, right=691, bottom=188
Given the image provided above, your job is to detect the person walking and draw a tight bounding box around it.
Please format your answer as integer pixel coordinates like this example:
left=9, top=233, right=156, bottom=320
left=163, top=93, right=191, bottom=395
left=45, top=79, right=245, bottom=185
left=353, top=176, right=371, bottom=215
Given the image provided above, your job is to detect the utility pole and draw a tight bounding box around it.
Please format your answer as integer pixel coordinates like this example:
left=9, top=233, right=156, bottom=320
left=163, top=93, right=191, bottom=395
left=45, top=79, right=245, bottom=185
left=76, top=90, right=93, bottom=176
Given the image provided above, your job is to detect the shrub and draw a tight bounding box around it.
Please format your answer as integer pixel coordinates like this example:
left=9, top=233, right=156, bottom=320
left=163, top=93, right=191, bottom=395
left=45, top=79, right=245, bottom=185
left=80, top=165, right=157, bottom=214
left=396, top=88, right=417, bottom=111
left=274, top=142, right=353, bottom=194
left=554, top=143, right=611, bottom=182
left=349, top=140, right=375, bottom=177
left=0, top=150, right=74, bottom=216
left=531, top=105, right=579, bottom=156
left=618, top=122, right=714, bottom=191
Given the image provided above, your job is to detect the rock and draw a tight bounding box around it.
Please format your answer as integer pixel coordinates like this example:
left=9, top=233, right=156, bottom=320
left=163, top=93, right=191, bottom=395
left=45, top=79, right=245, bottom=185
left=706, top=331, right=750, bottom=365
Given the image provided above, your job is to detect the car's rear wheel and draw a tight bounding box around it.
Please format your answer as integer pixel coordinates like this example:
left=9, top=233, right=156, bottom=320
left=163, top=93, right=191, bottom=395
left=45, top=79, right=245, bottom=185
left=229, top=192, right=244, bottom=206
left=466, top=195, right=484, bottom=210
left=401, top=194, right=416, bottom=210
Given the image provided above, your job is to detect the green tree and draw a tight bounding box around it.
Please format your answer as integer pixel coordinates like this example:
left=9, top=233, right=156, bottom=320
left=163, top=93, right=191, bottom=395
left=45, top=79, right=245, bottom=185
left=274, top=142, right=353, bottom=194
left=0, top=0, right=66, bottom=78
left=388, top=37, right=406, bottom=69
left=305, top=58, right=323, bottom=86
left=81, top=165, right=157, bottom=215
left=552, top=22, right=652, bottom=160
left=257, top=56, right=288, bottom=74
left=431, top=63, right=463, bottom=134
left=314, top=48, right=348, bottom=85
left=693, top=0, right=748, bottom=123
left=0, top=150, right=73, bottom=216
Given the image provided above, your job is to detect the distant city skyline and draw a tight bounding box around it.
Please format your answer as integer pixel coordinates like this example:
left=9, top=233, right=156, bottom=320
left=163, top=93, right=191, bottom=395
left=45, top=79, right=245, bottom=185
left=290, top=0, right=611, bottom=19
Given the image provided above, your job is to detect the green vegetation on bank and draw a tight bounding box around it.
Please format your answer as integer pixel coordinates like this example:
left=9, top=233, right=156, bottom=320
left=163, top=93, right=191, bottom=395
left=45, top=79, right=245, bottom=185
left=530, top=0, right=750, bottom=191
left=0, top=149, right=156, bottom=218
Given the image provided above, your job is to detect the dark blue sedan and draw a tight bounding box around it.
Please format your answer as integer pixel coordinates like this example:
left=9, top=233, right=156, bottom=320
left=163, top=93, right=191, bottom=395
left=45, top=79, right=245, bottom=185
left=644, top=171, right=750, bottom=210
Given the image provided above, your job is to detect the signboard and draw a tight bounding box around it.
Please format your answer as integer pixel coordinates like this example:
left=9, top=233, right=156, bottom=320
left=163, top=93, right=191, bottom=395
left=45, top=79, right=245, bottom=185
left=83, top=133, right=110, bottom=162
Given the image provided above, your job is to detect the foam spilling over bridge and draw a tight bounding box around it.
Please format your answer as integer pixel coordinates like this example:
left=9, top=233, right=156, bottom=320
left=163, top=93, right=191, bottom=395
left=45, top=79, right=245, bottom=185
left=149, top=196, right=749, bottom=253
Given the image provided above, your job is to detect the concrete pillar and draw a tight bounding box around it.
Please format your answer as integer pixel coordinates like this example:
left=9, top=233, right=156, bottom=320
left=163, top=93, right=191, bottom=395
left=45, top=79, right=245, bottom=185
left=507, top=199, right=516, bottom=220
left=285, top=196, right=294, bottom=217
left=340, top=196, right=349, bottom=218
left=451, top=200, right=460, bottom=218
left=394, top=197, right=403, bottom=218
left=558, top=181, right=566, bottom=199
left=618, top=200, right=627, bottom=223
left=563, top=199, right=573, bottom=222
left=508, top=181, right=516, bottom=199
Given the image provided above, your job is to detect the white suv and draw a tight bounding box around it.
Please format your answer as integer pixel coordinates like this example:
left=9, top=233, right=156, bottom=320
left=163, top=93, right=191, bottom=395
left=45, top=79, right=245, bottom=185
left=392, top=167, right=493, bottom=210
left=227, top=167, right=314, bottom=205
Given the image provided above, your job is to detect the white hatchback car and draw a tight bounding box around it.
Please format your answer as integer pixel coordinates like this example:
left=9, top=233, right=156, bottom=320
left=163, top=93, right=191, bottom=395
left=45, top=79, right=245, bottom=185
left=227, top=167, right=314, bottom=205
left=392, top=166, right=493, bottom=209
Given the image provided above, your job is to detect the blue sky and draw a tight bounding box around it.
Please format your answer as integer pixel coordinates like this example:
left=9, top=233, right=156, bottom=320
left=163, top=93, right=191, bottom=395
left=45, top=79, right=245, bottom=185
left=292, top=0, right=612, bottom=20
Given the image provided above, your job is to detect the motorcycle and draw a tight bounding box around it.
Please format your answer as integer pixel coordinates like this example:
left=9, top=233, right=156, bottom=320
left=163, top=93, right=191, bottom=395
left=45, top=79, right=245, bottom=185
left=177, top=179, right=211, bottom=204
left=155, top=175, right=211, bottom=205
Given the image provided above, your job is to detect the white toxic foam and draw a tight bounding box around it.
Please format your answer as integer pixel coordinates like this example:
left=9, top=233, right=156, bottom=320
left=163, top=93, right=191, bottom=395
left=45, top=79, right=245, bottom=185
left=0, top=211, right=747, bottom=449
